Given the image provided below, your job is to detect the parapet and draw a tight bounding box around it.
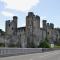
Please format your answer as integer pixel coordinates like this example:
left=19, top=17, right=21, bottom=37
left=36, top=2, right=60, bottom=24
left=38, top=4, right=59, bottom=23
left=50, top=23, right=54, bottom=29
left=42, top=20, right=47, bottom=30
left=36, top=15, right=40, bottom=20
left=28, top=12, right=34, bottom=16
left=47, top=23, right=50, bottom=28
left=6, top=20, right=10, bottom=24
left=6, top=20, right=10, bottom=22
left=43, top=20, right=47, bottom=22
left=13, top=16, right=18, bottom=20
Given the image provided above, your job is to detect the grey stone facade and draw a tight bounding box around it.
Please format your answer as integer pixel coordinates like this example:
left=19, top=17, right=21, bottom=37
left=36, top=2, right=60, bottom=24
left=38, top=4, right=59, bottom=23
left=0, top=12, right=60, bottom=48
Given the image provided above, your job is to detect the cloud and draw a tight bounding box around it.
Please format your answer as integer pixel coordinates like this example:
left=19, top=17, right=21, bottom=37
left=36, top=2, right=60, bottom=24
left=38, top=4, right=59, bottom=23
left=2, top=11, right=14, bottom=16
left=1, top=0, right=39, bottom=12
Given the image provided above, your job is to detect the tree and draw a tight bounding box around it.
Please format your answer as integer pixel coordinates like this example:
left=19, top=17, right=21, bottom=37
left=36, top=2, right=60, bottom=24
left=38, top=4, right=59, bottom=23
left=38, top=41, right=50, bottom=48
left=38, top=38, right=50, bottom=48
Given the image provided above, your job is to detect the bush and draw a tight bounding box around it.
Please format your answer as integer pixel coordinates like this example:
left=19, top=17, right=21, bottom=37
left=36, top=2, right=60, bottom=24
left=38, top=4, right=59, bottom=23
left=38, top=41, right=50, bottom=48
left=0, top=43, right=5, bottom=47
left=8, top=44, right=17, bottom=47
left=45, top=37, right=49, bottom=42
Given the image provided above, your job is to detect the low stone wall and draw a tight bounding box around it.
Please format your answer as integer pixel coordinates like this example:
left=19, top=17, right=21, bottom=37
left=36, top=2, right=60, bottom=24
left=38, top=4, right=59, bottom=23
left=0, top=48, right=59, bottom=57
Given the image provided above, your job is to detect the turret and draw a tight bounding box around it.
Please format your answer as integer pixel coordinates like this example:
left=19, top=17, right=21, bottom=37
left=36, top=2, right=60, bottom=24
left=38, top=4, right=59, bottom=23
left=5, top=20, right=10, bottom=33
left=13, top=16, right=17, bottom=20
left=13, top=16, right=17, bottom=24
left=28, top=12, right=34, bottom=16
left=50, top=23, right=54, bottom=29
left=36, top=15, right=40, bottom=20
left=13, top=16, right=18, bottom=35
left=47, top=23, right=50, bottom=29
left=35, top=15, right=40, bottom=28
left=26, top=12, right=40, bottom=47
left=26, top=12, right=35, bottom=29
left=42, top=20, right=47, bottom=30
left=5, top=16, right=18, bottom=35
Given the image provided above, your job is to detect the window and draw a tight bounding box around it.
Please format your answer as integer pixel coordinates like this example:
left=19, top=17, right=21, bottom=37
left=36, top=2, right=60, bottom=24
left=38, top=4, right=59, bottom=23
left=48, top=32, right=49, bottom=34
left=12, top=27, right=13, bottom=30
left=9, top=24, right=10, bottom=27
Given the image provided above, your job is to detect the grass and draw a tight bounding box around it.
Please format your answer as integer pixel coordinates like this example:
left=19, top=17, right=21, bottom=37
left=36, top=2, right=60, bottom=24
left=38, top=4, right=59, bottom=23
left=54, top=45, right=60, bottom=48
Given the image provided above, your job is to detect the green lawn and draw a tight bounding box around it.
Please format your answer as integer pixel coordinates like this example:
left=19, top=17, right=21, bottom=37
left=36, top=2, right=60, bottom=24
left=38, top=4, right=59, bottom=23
left=54, top=45, right=60, bottom=48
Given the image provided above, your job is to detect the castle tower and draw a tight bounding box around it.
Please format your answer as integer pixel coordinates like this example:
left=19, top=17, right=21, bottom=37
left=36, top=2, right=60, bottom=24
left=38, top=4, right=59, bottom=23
left=33, top=15, right=40, bottom=47
left=5, top=20, right=10, bottom=34
left=47, top=23, right=50, bottom=33
left=46, top=23, right=50, bottom=41
left=50, top=23, right=54, bottom=29
left=42, top=20, right=47, bottom=30
left=35, top=15, right=40, bottom=29
left=42, top=20, right=47, bottom=41
left=26, top=12, right=35, bottom=47
left=26, top=12, right=40, bottom=47
left=5, top=16, right=18, bottom=36
left=13, top=16, right=18, bottom=35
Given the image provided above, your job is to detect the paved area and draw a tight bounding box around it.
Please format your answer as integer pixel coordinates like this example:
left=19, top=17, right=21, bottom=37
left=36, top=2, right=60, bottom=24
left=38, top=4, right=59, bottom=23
left=0, top=50, right=60, bottom=60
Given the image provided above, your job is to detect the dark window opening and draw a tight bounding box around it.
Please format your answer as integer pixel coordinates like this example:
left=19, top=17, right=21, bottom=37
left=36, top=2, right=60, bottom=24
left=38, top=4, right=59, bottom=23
left=9, top=24, right=10, bottom=27
left=12, top=27, right=13, bottom=30
left=48, top=32, right=49, bottom=34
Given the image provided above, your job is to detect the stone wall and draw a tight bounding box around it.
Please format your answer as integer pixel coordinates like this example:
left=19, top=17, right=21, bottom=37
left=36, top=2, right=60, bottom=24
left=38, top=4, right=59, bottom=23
left=0, top=48, right=59, bottom=57
left=0, top=36, right=5, bottom=43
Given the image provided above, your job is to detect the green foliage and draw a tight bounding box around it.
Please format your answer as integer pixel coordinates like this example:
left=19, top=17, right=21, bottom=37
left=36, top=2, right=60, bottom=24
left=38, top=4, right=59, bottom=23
left=0, top=43, right=5, bottom=47
left=38, top=41, right=50, bottom=48
left=8, top=44, right=17, bottom=47
left=38, top=37, right=50, bottom=48
left=56, top=43, right=60, bottom=46
left=54, top=45, right=60, bottom=48
left=45, top=37, right=49, bottom=42
left=54, top=43, right=60, bottom=48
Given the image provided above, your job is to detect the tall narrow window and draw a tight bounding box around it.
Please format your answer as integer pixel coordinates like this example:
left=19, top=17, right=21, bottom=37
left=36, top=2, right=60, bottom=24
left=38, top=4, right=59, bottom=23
left=12, top=27, right=13, bottom=30
left=9, top=24, right=10, bottom=27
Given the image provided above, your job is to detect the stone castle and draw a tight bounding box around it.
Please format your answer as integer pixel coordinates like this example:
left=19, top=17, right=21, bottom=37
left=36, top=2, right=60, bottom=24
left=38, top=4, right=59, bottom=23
left=0, top=12, right=60, bottom=48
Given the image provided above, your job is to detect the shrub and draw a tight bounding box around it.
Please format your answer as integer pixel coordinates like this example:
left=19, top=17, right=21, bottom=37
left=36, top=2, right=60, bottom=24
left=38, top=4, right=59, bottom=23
left=0, top=43, right=5, bottom=47
left=38, top=41, right=50, bottom=48
left=8, top=44, right=17, bottom=47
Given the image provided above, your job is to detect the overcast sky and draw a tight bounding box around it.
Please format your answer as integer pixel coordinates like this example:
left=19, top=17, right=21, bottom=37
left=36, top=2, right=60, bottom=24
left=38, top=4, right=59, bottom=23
left=0, top=0, right=60, bottom=31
